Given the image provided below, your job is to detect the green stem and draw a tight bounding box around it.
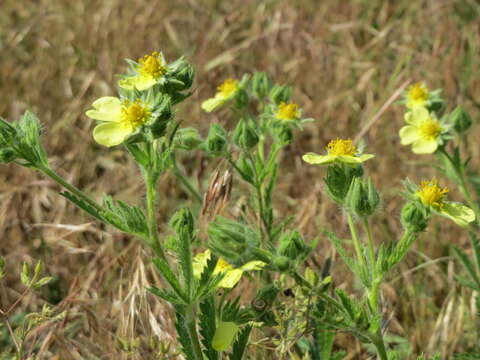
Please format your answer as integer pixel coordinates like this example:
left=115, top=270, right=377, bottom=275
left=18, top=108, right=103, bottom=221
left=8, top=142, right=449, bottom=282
left=347, top=213, right=367, bottom=271
left=39, top=166, right=104, bottom=213
left=186, top=305, right=204, bottom=360
left=364, top=219, right=379, bottom=311
left=371, top=330, right=388, bottom=360
left=145, top=168, right=166, bottom=259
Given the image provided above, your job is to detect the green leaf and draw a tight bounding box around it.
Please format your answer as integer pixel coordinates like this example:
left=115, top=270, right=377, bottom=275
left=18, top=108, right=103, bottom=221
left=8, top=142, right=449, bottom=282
left=453, top=246, right=480, bottom=288
left=228, top=325, right=252, bottom=360
left=152, top=257, right=188, bottom=302
left=0, top=256, right=5, bottom=280
left=60, top=191, right=106, bottom=223
left=199, top=296, right=218, bottom=360
left=33, top=276, right=54, bottom=289
left=21, top=262, right=30, bottom=286
left=148, top=286, right=186, bottom=305
left=175, top=309, right=196, bottom=360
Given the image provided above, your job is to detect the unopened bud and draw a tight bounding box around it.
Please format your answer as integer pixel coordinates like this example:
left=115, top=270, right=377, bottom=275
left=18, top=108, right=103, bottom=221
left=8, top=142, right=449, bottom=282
left=324, top=164, right=363, bottom=204
left=451, top=106, right=473, bottom=134
left=233, top=120, right=259, bottom=149
left=401, top=201, right=429, bottom=232
left=269, top=84, right=292, bottom=104
left=251, top=72, right=271, bottom=99
left=346, top=177, right=380, bottom=218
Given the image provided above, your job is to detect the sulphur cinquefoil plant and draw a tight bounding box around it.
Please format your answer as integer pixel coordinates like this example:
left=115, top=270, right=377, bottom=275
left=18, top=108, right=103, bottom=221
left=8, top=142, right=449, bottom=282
left=398, top=82, right=480, bottom=356
left=1, top=48, right=472, bottom=359
left=302, top=137, right=474, bottom=360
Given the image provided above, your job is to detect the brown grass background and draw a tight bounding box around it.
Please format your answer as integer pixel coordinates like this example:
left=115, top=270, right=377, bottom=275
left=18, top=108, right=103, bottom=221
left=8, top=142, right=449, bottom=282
left=1, top=0, right=480, bottom=358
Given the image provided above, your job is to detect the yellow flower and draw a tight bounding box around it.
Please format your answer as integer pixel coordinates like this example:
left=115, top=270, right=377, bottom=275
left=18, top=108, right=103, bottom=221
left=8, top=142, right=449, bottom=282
left=416, top=178, right=475, bottom=226
left=399, top=107, right=443, bottom=154
left=118, top=51, right=167, bottom=91
left=406, top=82, right=429, bottom=109
left=192, top=250, right=265, bottom=288
left=302, top=138, right=375, bottom=165
left=276, top=102, right=300, bottom=121
left=201, top=79, right=239, bottom=112
left=86, top=97, right=151, bottom=147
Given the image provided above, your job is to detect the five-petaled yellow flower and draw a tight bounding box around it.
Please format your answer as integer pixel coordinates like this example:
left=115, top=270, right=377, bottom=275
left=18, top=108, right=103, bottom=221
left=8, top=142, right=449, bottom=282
left=86, top=97, right=151, bottom=147
left=192, top=250, right=265, bottom=288
left=302, top=138, right=375, bottom=165
left=201, top=78, right=239, bottom=112
left=416, top=178, right=475, bottom=226
left=119, top=51, right=167, bottom=91
left=276, top=102, right=300, bottom=121
left=399, top=106, right=443, bottom=154
left=406, top=82, right=429, bottom=109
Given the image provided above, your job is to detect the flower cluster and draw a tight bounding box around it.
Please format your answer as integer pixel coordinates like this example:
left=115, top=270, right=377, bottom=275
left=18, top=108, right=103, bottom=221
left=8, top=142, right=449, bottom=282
left=86, top=51, right=194, bottom=147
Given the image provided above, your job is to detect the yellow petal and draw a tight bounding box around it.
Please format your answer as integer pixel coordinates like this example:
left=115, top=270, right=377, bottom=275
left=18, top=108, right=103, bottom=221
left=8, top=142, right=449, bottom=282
left=118, top=75, right=157, bottom=91
left=440, top=202, right=476, bottom=227
left=212, top=321, right=240, bottom=351
left=218, top=269, right=243, bottom=288
left=192, top=250, right=212, bottom=279
left=337, top=154, right=375, bottom=164
left=240, top=261, right=266, bottom=271
left=412, top=138, right=438, bottom=154
left=201, top=96, right=230, bottom=112
left=93, top=122, right=133, bottom=147
left=405, top=106, right=430, bottom=126
left=399, top=125, right=421, bottom=145
left=86, top=97, right=122, bottom=122
left=302, top=153, right=336, bottom=165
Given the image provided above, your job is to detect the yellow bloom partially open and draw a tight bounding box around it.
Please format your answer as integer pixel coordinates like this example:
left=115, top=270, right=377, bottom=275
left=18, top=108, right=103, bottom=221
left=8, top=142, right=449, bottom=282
left=119, top=51, right=167, bottom=91
left=406, top=82, right=429, bottom=109
left=86, top=97, right=151, bottom=147
left=276, top=102, right=300, bottom=121
left=399, top=107, right=443, bottom=154
left=201, top=79, right=239, bottom=112
left=416, top=178, right=475, bottom=226
left=192, top=250, right=265, bottom=288
left=302, top=138, right=375, bottom=166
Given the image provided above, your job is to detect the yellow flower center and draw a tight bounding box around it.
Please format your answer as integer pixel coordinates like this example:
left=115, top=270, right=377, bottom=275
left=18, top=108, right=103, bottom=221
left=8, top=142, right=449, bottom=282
left=138, top=51, right=166, bottom=78
left=121, top=100, right=150, bottom=128
left=416, top=178, right=449, bottom=209
left=214, top=258, right=234, bottom=274
left=327, top=139, right=356, bottom=156
left=408, top=83, right=428, bottom=102
left=277, top=102, right=300, bottom=120
left=419, top=118, right=441, bottom=139
left=217, top=79, right=238, bottom=97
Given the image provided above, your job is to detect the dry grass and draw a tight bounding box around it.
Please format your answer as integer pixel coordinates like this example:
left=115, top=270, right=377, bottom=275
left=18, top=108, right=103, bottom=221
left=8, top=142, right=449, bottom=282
left=1, top=0, right=480, bottom=358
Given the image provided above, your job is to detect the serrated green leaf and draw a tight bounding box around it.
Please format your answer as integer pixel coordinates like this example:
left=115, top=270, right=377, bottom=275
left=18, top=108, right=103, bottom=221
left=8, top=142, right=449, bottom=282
left=21, top=262, right=30, bottom=286
left=453, top=246, right=480, bottom=288
left=152, top=257, right=188, bottom=302
left=33, top=276, right=53, bottom=289
left=148, top=286, right=186, bottom=305
left=228, top=325, right=252, bottom=360
left=199, top=296, right=218, bottom=360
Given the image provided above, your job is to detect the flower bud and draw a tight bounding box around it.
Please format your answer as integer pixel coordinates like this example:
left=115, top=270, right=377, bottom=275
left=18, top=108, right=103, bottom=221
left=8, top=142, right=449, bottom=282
left=233, top=120, right=259, bottom=149
left=269, top=84, right=292, bottom=104
left=324, top=164, right=363, bottom=204
left=251, top=72, right=271, bottom=99
left=0, top=148, right=16, bottom=163
left=273, top=125, right=293, bottom=146
left=451, top=106, right=473, bottom=134
left=205, top=124, right=228, bottom=156
left=272, top=255, right=291, bottom=272
left=346, top=177, right=380, bottom=218
left=237, top=154, right=255, bottom=183
left=234, top=88, right=249, bottom=109
left=169, top=208, right=195, bottom=235
left=277, top=231, right=308, bottom=260
left=401, top=201, right=429, bottom=232
left=174, top=128, right=203, bottom=150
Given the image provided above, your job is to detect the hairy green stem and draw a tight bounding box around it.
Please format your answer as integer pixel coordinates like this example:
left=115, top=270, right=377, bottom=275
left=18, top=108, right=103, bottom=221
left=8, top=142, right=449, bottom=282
left=186, top=305, right=204, bottom=360
left=347, top=213, right=367, bottom=271
left=371, top=330, right=388, bottom=360
left=364, top=219, right=379, bottom=310
left=145, top=169, right=166, bottom=260
left=39, top=166, right=104, bottom=213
